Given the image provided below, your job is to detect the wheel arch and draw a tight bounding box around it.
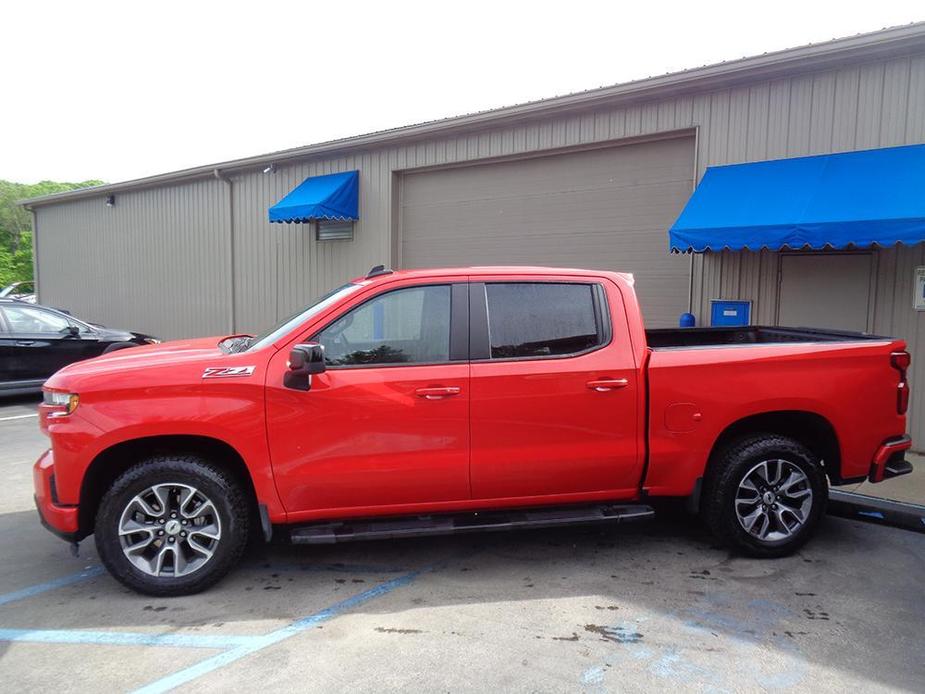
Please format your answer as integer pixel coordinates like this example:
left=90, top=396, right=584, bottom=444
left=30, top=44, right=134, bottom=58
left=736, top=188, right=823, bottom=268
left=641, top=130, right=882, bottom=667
left=78, top=435, right=258, bottom=538
left=706, top=410, right=841, bottom=485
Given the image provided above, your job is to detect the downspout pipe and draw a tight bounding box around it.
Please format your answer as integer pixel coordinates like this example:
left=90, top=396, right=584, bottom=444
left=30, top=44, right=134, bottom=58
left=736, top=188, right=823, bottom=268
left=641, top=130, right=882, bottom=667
left=213, top=169, right=236, bottom=333
left=28, top=207, right=39, bottom=304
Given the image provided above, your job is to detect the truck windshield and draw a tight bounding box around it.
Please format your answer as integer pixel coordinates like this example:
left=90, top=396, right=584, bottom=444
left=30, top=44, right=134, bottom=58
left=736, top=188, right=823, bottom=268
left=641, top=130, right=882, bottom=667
left=246, top=282, right=362, bottom=351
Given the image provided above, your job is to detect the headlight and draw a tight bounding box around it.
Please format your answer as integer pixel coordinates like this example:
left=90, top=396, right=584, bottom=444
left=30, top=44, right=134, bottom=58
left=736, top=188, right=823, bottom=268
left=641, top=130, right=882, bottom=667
left=43, top=390, right=80, bottom=416
left=144, top=337, right=162, bottom=344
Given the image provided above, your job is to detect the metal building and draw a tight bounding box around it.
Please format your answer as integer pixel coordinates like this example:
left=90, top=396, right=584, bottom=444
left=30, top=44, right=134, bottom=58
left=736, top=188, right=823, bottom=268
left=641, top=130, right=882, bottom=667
left=21, top=23, right=925, bottom=446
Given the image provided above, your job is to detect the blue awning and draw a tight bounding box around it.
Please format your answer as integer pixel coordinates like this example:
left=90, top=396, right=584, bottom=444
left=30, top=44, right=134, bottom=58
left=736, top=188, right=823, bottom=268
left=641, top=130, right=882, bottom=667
left=669, top=144, right=925, bottom=252
left=268, top=170, right=359, bottom=223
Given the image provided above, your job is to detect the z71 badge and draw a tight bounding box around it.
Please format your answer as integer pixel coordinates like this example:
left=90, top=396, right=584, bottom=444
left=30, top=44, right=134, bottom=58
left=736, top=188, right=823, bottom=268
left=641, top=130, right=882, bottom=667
left=202, top=365, right=256, bottom=379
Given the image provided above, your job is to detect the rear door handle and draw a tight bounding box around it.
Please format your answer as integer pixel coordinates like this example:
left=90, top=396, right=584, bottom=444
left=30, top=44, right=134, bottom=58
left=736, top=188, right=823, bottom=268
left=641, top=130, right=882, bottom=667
left=15, top=340, right=36, bottom=347
left=415, top=386, right=461, bottom=399
left=587, top=378, right=629, bottom=392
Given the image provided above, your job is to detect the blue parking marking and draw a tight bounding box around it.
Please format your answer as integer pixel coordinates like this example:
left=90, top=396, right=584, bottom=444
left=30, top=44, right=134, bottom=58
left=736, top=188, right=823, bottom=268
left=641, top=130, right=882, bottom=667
left=0, top=561, right=405, bottom=611
left=0, top=566, right=104, bottom=607
left=133, top=568, right=422, bottom=694
left=0, top=555, right=436, bottom=691
left=0, top=628, right=258, bottom=650
left=857, top=510, right=885, bottom=519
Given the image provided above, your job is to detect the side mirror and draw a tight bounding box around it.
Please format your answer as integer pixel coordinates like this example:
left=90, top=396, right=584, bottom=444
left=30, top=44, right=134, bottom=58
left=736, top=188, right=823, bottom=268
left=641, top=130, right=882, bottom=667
left=62, top=325, right=80, bottom=337
left=284, top=342, right=325, bottom=391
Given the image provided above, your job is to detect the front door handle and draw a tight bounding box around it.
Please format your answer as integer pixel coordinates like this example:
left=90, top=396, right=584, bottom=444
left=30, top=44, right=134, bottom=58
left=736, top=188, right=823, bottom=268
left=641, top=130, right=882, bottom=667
left=15, top=340, right=36, bottom=347
left=415, top=386, right=461, bottom=399
left=587, top=378, right=629, bottom=392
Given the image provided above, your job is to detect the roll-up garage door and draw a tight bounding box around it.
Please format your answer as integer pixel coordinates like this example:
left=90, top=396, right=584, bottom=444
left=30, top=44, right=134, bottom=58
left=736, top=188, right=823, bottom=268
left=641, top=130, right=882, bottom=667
left=399, top=135, right=695, bottom=327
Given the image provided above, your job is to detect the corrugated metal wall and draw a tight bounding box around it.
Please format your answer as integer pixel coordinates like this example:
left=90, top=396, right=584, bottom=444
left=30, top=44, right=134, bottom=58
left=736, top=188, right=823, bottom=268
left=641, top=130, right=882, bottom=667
left=33, top=49, right=925, bottom=443
left=34, top=178, right=231, bottom=339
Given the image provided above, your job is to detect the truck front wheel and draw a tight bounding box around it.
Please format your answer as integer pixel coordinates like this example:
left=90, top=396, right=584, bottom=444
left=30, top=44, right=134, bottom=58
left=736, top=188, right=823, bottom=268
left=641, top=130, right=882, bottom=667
left=94, top=455, right=250, bottom=596
left=703, top=435, right=827, bottom=558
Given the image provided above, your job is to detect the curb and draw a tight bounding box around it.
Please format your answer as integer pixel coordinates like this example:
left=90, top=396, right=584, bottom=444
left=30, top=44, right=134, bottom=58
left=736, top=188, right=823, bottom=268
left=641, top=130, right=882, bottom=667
left=828, top=490, right=925, bottom=533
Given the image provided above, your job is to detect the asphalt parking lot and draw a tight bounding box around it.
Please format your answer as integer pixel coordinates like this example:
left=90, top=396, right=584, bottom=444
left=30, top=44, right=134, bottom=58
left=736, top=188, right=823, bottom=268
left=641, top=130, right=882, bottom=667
left=1, top=395, right=923, bottom=693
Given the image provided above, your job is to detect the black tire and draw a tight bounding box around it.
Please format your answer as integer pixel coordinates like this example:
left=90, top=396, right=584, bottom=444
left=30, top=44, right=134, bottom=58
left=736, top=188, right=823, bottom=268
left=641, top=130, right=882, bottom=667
left=102, top=342, right=138, bottom=354
left=94, top=455, right=250, bottom=596
left=702, top=434, right=827, bottom=558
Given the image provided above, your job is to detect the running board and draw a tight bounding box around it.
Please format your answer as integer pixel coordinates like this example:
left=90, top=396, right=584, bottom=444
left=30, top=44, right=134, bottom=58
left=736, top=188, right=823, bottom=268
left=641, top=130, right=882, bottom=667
left=288, top=504, right=655, bottom=545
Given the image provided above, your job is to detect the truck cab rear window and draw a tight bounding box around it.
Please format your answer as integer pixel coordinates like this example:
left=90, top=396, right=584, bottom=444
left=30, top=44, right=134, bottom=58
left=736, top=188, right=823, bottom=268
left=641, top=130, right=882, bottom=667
left=485, top=282, right=603, bottom=359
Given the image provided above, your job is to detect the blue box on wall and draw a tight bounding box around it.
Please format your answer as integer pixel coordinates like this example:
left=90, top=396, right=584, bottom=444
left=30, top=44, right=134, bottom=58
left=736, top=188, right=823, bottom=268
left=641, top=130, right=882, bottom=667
left=710, top=300, right=751, bottom=326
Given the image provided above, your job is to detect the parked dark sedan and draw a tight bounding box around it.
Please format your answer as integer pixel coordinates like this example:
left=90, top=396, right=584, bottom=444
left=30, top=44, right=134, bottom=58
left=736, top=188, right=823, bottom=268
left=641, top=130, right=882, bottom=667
left=0, top=298, right=159, bottom=395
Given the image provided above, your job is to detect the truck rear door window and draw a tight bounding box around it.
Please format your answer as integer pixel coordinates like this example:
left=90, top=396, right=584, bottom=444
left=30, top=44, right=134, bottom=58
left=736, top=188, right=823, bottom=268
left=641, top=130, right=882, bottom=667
left=484, top=282, right=603, bottom=359
left=316, top=284, right=451, bottom=366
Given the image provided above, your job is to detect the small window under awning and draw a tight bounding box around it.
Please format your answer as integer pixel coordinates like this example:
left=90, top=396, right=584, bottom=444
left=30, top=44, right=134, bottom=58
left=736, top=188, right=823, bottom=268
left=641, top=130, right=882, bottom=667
left=669, top=143, right=925, bottom=252
left=268, top=170, right=358, bottom=224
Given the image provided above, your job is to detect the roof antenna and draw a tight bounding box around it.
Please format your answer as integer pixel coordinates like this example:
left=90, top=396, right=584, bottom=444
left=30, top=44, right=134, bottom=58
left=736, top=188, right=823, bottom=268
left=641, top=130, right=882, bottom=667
left=366, top=264, right=393, bottom=278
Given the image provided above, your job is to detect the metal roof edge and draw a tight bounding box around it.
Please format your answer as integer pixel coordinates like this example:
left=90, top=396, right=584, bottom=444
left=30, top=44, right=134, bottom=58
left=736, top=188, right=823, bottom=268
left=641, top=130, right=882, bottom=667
left=20, top=21, right=925, bottom=208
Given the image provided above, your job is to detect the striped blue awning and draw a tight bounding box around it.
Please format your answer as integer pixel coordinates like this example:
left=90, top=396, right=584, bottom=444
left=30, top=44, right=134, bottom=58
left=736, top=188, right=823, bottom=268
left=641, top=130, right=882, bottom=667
left=669, top=144, right=925, bottom=252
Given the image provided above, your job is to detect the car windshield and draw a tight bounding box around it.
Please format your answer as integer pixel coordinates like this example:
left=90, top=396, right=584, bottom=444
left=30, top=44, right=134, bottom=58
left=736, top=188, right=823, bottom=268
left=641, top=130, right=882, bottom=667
left=245, top=282, right=362, bottom=351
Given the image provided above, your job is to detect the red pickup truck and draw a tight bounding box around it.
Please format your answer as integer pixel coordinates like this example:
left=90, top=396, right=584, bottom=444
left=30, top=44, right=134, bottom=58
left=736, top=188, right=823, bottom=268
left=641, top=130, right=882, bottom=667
left=34, top=266, right=913, bottom=595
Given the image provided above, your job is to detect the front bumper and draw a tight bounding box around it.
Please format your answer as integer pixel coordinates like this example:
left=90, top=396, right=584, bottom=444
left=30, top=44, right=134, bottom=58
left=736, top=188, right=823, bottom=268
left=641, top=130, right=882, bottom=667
left=33, top=449, right=79, bottom=541
left=869, top=435, right=914, bottom=483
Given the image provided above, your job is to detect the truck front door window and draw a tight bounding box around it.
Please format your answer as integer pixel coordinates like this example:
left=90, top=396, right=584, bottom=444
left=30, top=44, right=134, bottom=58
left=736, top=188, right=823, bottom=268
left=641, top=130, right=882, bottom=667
left=317, top=285, right=451, bottom=366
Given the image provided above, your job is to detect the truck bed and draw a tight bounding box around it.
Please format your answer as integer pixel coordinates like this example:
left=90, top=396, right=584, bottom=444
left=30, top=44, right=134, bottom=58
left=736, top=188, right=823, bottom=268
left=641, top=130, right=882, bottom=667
left=645, top=325, right=888, bottom=349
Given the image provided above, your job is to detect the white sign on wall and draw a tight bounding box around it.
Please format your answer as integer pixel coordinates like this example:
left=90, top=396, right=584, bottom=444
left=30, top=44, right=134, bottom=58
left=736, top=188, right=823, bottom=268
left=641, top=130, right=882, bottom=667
left=916, top=266, right=925, bottom=311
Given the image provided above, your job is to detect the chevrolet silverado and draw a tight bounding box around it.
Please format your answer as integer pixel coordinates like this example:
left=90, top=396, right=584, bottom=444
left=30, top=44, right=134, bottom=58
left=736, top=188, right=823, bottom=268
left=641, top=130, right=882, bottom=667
left=34, top=266, right=913, bottom=595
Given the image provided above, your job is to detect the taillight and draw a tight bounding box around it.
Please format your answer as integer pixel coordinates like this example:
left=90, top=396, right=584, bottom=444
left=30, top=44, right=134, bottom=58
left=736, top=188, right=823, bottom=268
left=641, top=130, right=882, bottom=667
left=892, top=351, right=911, bottom=371
left=891, top=351, right=910, bottom=415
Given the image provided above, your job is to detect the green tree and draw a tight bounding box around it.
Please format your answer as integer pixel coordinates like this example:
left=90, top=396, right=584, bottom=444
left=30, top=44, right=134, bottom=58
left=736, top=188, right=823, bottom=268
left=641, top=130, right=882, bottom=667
left=0, top=179, right=103, bottom=287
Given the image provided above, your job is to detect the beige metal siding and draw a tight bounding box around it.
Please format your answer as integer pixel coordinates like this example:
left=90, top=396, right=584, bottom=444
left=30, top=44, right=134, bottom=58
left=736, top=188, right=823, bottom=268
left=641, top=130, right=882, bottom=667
left=399, top=136, right=694, bottom=327
left=777, top=254, right=873, bottom=332
left=34, top=179, right=231, bottom=340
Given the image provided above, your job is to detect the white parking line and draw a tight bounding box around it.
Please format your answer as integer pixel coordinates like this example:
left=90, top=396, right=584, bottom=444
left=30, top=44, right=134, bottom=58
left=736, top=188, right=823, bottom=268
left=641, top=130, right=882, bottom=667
left=0, top=413, right=38, bottom=422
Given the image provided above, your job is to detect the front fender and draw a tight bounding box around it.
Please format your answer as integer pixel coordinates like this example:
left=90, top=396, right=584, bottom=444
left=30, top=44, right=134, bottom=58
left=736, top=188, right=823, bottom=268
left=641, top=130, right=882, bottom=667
left=48, top=385, right=285, bottom=521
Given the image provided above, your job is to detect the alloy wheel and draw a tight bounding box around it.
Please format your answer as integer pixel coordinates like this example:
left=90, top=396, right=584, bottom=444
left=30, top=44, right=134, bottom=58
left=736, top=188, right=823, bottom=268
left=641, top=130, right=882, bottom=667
left=118, top=483, right=222, bottom=577
left=734, top=459, right=813, bottom=542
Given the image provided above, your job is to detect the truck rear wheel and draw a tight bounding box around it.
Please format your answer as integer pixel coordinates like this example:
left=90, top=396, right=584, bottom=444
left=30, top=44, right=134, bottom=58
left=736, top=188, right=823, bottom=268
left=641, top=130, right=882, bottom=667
left=702, top=434, right=827, bottom=558
left=94, top=455, right=249, bottom=596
